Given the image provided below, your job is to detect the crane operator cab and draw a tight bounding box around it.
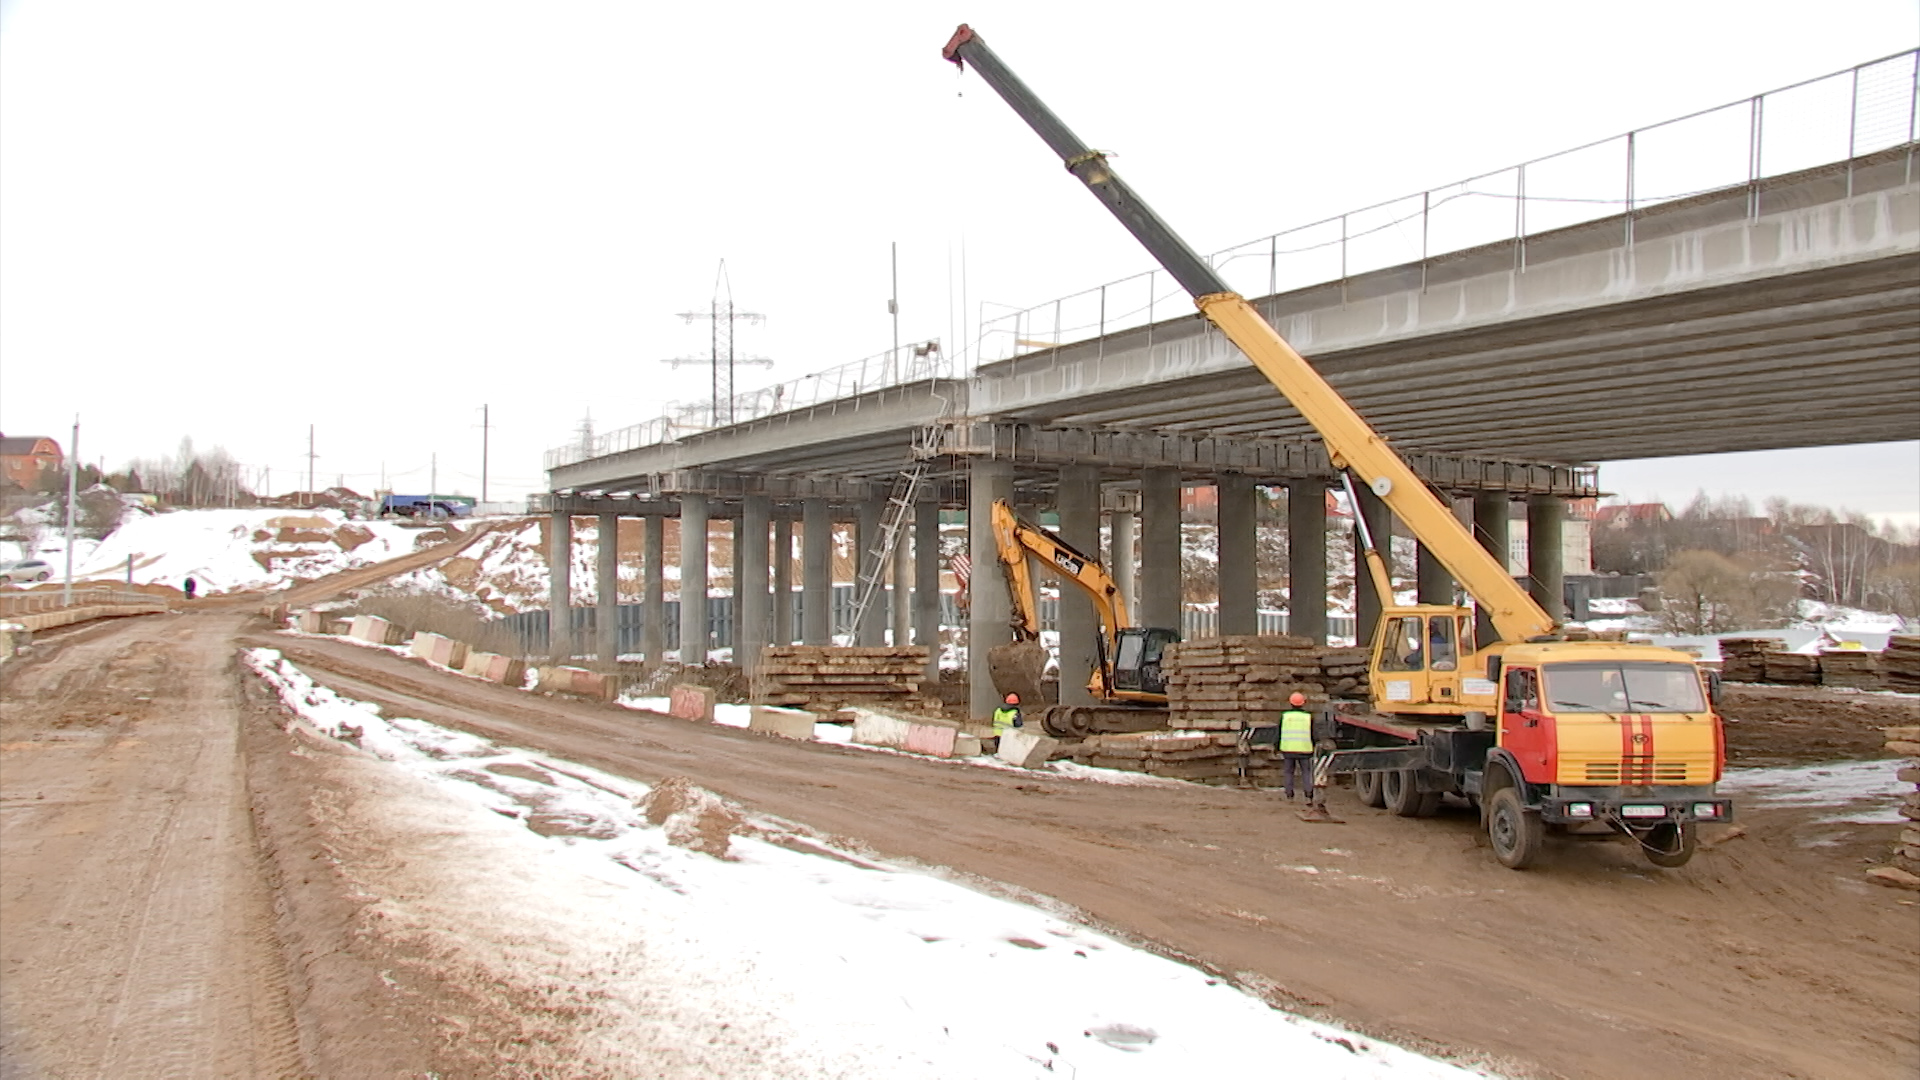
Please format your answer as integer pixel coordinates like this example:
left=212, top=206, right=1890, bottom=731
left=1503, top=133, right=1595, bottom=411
left=1371, top=607, right=1480, bottom=712
left=1109, top=626, right=1179, bottom=696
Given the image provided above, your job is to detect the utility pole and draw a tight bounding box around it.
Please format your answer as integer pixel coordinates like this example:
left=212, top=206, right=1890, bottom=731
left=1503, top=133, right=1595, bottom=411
left=660, top=260, right=773, bottom=426
left=481, top=404, right=490, bottom=504
left=889, top=242, right=901, bottom=381
left=431, top=452, right=437, bottom=498
left=306, top=425, right=316, bottom=499
left=62, top=416, right=78, bottom=606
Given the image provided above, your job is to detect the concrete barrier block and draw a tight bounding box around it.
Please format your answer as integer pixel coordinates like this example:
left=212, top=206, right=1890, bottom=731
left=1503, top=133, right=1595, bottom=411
left=410, top=632, right=443, bottom=662
left=537, top=666, right=576, bottom=694
left=954, top=734, right=983, bottom=757
left=852, top=710, right=912, bottom=749
left=996, top=729, right=1061, bottom=770
left=295, top=610, right=326, bottom=634
left=749, top=705, right=816, bottom=741
left=561, top=667, right=618, bottom=702
left=904, top=722, right=959, bottom=758
left=327, top=620, right=352, bottom=635
left=461, top=649, right=497, bottom=677
left=670, top=683, right=717, bottom=722
left=486, top=655, right=527, bottom=686
left=442, top=639, right=469, bottom=670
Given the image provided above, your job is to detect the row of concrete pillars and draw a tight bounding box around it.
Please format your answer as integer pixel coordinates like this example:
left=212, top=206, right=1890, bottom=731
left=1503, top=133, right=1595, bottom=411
left=549, top=461, right=1569, bottom=722
left=547, top=492, right=948, bottom=681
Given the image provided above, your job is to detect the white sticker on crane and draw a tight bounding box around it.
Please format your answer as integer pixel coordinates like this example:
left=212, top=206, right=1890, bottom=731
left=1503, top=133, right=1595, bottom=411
left=1384, top=680, right=1413, bottom=702
left=1463, top=678, right=1497, bottom=696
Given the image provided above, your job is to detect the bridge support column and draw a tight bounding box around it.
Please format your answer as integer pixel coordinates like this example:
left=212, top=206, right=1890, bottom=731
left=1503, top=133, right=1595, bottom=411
left=1217, top=472, right=1258, bottom=637
left=1286, top=481, right=1328, bottom=645
left=1139, top=468, right=1182, bottom=634
left=772, top=515, right=793, bottom=646
left=1109, top=508, right=1136, bottom=620
left=595, top=512, right=618, bottom=668
left=1417, top=510, right=1456, bottom=607
left=968, top=459, right=1015, bottom=721
left=1057, top=465, right=1102, bottom=707
left=802, top=499, right=831, bottom=646
left=1474, top=492, right=1513, bottom=648
left=1354, top=484, right=1393, bottom=649
left=548, top=512, right=573, bottom=660
left=679, top=494, right=709, bottom=665
left=1528, top=495, right=1566, bottom=623
left=855, top=498, right=884, bottom=646
left=642, top=515, right=664, bottom=665
left=915, top=491, right=941, bottom=682
left=739, top=495, right=770, bottom=675
left=891, top=510, right=912, bottom=647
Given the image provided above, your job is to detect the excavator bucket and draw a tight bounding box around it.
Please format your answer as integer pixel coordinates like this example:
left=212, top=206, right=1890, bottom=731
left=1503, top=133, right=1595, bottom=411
left=986, top=640, right=1050, bottom=708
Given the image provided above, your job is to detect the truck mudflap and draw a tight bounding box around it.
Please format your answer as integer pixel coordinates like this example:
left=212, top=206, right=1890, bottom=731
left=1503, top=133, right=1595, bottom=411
left=1537, top=787, right=1733, bottom=827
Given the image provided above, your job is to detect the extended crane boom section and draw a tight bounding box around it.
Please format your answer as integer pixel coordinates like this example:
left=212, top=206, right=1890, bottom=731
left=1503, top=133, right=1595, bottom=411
left=942, top=24, right=1555, bottom=646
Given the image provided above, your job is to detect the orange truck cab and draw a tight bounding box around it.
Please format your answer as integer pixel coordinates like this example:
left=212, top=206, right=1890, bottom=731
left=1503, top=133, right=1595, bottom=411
left=1325, top=640, right=1732, bottom=870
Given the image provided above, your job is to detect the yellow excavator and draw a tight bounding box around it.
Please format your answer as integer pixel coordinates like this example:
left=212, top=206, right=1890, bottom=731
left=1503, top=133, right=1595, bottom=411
left=986, top=499, right=1179, bottom=738
left=946, top=25, right=1731, bottom=868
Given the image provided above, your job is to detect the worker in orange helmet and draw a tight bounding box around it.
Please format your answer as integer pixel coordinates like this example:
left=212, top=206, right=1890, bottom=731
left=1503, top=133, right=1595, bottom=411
left=990, top=692, right=1023, bottom=752
left=1278, top=690, right=1315, bottom=801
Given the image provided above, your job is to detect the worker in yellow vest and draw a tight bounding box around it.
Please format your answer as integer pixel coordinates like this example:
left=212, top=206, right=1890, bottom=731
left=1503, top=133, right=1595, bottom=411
left=991, top=692, right=1022, bottom=750
left=1279, top=691, right=1316, bottom=801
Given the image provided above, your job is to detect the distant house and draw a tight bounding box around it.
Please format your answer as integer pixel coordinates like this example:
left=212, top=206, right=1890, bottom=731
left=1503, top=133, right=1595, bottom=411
left=1593, top=502, right=1673, bottom=528
left=0, top=434, right=62, bottom=490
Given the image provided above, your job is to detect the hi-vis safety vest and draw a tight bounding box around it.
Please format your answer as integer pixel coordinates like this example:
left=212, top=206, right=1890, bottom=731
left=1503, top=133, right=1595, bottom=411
left=992, top=706, right=1021, bottom=734
left=1279, top=709, right=1314, bottom=754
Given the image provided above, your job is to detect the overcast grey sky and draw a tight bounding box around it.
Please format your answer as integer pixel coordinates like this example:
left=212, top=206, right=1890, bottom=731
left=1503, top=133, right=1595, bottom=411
left=1, top=0, right=1915, bottom=517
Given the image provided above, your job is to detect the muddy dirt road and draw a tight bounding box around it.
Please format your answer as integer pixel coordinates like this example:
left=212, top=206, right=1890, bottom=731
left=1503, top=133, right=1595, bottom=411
left=4, top=612, right=1916, bottom=1078
left=265, top=631, right=1919, bottom=1080
left=0, top=614, right=302, bottom=1078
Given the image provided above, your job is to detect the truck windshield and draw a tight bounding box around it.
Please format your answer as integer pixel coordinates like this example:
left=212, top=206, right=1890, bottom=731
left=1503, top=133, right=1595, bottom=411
left=1542, top=662, right=1706, bottom=714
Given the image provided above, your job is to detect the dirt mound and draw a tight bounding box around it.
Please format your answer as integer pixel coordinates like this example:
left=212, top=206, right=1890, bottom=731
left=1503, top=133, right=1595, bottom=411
left=1721, top=682, right=1920, bottom=767
left=639, top=776, right=744, bottom=859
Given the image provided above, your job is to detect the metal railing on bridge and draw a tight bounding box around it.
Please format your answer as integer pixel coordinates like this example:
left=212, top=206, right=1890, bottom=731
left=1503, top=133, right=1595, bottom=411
left=549, top=49, right=1917, bottom=471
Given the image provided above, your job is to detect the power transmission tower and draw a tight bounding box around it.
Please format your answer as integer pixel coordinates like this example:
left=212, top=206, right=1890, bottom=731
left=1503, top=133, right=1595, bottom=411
left=660, top=260, right=773, bottom=426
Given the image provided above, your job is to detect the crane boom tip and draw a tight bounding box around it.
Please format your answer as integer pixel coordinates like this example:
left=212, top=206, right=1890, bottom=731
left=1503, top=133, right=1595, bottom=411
left=942, top=24, right=975, bottom=66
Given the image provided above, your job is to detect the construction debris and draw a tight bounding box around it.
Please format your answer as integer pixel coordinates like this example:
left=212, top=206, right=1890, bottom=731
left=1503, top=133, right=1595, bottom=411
left=1162, top=636, right=1326, bottom=731
left=755, top=646, right=928, bottom=710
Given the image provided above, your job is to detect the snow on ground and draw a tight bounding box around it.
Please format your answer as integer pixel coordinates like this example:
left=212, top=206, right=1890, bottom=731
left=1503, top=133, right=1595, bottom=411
left=1718, top=759, right=1911, bottom=824
left=243, top=647, right=1485, bottom=1078
left=44, top=507, right=436, bottom=595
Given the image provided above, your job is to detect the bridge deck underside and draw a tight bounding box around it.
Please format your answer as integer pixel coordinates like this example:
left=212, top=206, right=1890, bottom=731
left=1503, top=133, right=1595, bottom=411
left=1017, top=254, right=1920, bottom=462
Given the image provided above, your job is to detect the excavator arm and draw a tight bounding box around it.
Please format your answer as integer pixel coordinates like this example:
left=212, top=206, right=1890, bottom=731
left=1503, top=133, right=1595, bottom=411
left=944, top=25, right=1557, bottom=645
left=991, top=499, right=1129, bottom=650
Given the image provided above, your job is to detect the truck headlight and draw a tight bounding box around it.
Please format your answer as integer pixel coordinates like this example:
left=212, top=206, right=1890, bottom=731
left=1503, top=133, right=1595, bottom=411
left=1567, top=802, right=1593, bottom=818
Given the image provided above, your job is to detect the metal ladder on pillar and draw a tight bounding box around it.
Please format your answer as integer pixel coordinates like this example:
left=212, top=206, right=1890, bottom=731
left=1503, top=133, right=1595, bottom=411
left=839, top=424, right=942, bottom=642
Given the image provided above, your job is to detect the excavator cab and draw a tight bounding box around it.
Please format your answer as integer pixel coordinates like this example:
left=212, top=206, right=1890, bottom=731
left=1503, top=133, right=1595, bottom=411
left=1110, top=626, right=1179, bottom=696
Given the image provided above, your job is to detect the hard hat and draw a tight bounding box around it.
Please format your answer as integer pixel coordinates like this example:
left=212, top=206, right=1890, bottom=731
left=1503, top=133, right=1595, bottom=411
left=1004, top=692, right=1020, bottom=704
left=1289, top=691, right=1307, bottom=706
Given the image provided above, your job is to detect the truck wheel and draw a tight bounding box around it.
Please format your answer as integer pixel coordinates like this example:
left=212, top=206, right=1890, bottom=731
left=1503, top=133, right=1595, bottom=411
left=1381, top=769, right=1441, bottom=818
left=1486, top=787, right=1543, bottom=869
left=1355, top=770, right=1387, bottom=808
left=1640, top=823, right=1697, bottom=869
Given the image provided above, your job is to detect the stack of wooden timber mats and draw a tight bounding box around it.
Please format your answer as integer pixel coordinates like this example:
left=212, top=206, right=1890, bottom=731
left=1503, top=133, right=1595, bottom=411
left=1817, top=647, right=1883, bottom=691
left=1161, top=635, right=1327, bottom=731
left=1068, top=731, right=1276, bottom=785
left=1760, top=647, right=1821, bottom=686
left=1870, top=724, right=1920, bottom=891
left=1717, top=637, right=1775, bottom=682
left=755, top=646, right=928, bottom=710
left=1317, top=646, right=1371, bottom=699
left=1884, top=635, right=1920, bottom=693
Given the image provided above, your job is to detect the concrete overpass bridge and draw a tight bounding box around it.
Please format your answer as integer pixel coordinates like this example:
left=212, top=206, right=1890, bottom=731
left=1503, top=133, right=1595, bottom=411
left=539, top=51, right=1920, bottom=718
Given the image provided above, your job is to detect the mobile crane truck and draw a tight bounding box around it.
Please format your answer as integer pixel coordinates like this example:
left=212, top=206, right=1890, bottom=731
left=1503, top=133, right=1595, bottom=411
left=943, top=25, right=1731, bottom=869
